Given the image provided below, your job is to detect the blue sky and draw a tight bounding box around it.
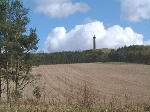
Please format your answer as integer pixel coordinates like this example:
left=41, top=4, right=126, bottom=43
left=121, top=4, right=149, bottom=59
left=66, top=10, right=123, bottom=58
left=22, top=0, right=150, bottom=52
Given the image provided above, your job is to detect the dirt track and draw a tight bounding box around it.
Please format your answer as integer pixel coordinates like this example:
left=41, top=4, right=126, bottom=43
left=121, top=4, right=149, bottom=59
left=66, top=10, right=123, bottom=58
left=29, top=63, right=150, bottom=104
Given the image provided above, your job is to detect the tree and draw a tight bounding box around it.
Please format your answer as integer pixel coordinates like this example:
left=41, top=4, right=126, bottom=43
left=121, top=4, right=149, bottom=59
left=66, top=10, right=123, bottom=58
left=0, top=0, right=38, bottom=102
left=0, top=0, right=8, bottom=100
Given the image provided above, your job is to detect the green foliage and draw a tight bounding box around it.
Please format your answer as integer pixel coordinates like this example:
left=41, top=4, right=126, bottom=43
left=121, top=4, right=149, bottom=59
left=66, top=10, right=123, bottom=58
left=33, top=49, right=107, bottom=65
left=32, top=45, right=150, bottom=65
left=33, top=86, right=41, bottom=100
left=108, top=45, right=150, bottom=64
left=0, top=0, right=38, bottom=102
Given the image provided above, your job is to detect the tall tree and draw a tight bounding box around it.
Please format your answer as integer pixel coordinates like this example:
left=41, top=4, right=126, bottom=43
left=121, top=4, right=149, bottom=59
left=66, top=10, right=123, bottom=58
left=0, top=0, right=8, bottom=100
left=0, top=0, right=38, bottom=102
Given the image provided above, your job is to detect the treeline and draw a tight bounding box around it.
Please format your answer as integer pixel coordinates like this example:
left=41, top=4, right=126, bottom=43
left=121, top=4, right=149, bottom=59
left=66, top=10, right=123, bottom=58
left=109, top=45, right=150, bottom=64
left=33, top=49, right=108, bottom=65
left=33, top=45, right=150, bottom=65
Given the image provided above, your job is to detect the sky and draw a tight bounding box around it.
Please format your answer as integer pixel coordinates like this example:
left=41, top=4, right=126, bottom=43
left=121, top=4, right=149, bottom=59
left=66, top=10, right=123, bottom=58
left=22, top=0, right=150, bottom=53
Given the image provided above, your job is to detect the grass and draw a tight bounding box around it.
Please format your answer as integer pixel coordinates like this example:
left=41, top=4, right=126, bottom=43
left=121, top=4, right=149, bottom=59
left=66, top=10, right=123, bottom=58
left=0, top=82, right=150, bottom=112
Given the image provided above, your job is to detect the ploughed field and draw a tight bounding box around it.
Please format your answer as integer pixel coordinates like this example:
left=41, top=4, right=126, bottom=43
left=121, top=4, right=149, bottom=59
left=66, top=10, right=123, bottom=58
left=28, top=63, right=150, bottom=104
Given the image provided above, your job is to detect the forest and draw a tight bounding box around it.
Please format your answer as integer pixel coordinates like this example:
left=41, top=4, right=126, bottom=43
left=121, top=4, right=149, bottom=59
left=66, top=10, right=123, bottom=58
left=33, top=45, right=150, bottom=65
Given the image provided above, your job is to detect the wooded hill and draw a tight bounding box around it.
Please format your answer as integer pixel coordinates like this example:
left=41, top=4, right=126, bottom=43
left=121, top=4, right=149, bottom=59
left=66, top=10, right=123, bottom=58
left=33, top=45, right=150, bottom=65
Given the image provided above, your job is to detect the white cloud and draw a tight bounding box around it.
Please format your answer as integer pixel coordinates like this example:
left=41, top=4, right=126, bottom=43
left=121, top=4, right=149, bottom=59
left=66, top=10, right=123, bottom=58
left=84, top=17, right=97, bottom=23
left=120, top=0, right=150, bottom=22
left=44, top=20, right=147, bottom=53
left=35, top=0, right=90, bottom=18
left=144, top=40, right=150, bottom=45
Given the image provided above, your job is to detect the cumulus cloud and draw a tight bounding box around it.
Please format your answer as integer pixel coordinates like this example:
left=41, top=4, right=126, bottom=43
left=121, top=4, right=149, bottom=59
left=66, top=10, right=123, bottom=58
left=84, top=17, right=98, bottom=23
left=120, top=0, right=150, bottom=22
left=43, top=20, right=147, bottom=53
left=35, top=0, right=90, bottom=18
left=144, top=40, right=150, bottom=45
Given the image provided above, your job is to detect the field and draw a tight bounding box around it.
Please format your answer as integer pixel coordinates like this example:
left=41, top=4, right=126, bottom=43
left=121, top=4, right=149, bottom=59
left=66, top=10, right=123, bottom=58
left=25, top=63, right=150, bottom=106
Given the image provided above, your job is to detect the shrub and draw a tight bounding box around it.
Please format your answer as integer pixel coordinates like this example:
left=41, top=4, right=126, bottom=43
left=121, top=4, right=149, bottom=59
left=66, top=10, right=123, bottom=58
left=33, top=86, right=41, bottom=100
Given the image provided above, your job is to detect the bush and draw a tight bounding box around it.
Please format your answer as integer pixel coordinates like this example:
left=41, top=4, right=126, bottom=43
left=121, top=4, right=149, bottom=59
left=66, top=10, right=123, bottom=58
left=33, top=86, right=41, bottom=100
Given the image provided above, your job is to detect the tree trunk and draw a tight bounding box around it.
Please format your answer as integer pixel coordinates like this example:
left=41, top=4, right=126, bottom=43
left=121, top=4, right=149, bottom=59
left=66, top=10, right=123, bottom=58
left=0, top=77, right=1, bottom=99
left=6, top=55, right=10, bottom=103
left=0, top=47, right=2, bottom=99
left=15, top=60, right=19, bottom=92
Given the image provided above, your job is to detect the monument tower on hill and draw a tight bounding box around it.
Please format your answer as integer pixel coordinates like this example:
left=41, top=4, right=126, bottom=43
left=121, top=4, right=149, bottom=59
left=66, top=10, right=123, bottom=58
left=93, top=35, right=96, bottom=50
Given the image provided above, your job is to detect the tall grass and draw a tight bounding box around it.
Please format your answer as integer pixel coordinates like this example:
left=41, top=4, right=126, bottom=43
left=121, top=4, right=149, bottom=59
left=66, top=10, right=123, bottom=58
left=0, top=81, right=150, bottom=112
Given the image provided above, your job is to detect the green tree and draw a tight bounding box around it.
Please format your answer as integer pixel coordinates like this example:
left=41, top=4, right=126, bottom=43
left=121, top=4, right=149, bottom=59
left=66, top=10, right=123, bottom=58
left=0, top=0, right=38, bottom=102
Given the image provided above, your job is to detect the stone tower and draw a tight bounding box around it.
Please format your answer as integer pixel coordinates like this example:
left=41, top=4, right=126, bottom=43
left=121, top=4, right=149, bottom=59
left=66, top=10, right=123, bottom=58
left=93, top=35, right=96, bottom=50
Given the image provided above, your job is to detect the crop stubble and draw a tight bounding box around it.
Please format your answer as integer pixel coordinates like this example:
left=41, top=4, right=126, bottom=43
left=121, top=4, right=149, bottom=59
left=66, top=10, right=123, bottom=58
left=27, top=63, right=150, bottom=104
